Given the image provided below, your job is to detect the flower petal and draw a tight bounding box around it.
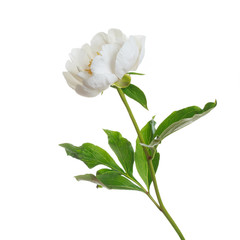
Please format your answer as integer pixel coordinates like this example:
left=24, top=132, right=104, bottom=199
left=91, top=32, right=108, bottom=52
left=63, top=72, right=82, bottom=89
left=81, top=44, right=95, bottom=59
left=63, top=72, right=99, bottom=97
left=115, top=36, right=139, bottom=79
left=65, top=60, right=79, bottom=75
left=75, top=84, right=100, bottom=97
left=84, top=73, right=118, bottom=91
left=108, top=29, right=126, bottom=45
left=91, top=44, right=120, bottom=75
left=69, top=44, right=94, bottom=71
left=77, top=71, right=91, bottom=82
left=131, top=35, right=145, bottom=71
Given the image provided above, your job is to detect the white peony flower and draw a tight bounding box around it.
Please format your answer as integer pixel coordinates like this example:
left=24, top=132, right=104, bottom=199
left=63, top=29, right=145, bottom=97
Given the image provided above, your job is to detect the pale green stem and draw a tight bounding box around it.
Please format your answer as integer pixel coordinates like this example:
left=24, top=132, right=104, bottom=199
left=117, top=88, right=185, bottom=240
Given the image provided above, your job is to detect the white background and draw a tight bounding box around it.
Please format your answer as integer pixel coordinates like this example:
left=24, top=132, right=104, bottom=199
left=0, top=0, right=240, bottom=239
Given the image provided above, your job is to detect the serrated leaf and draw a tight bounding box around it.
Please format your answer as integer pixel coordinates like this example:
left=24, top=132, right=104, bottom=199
left=59, top=143, right=123, bottom=172
left=154, top=100, right=217, bottom=142
left=96, top=169, right=143, bottom=191
left=122, top=84, right=148, bottom=110
left=135, top=120, right=160, bottom=189
left=104, top=129, right=134, bottom=176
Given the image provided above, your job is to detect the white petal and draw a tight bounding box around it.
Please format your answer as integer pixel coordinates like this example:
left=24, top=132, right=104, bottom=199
left=131, top=35, right=145, bottom=71
left=108, top=29, right=126, bottom=45
left=91, top=32, right=108, bottom=52
left=115, top=36, right=139, bottom=79
left=77, top=71, right=91, bottom=81
left=81, top=44, right=95, bottom=59
left=63, top=72, right=82, bottom=89
left=69, top=48, right=88, bottom=71
left=69, top=44, right=93, bottom=71
left=65, top=60, right=79, bottom=74
left=84, top=73, right=118, bottom=91
left=91, top=44, right=120, bottom=75
left=75, top=84, right=100, bottom=97
left=63, top=72, right=99, bottom=97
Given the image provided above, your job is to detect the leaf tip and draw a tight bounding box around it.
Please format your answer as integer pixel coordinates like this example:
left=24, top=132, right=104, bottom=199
left=103, top=129, right=110, bottom=135
left=127, top=72, right=145, bottom=75
left=59, top=143, right=66, bottom=148
left=74, top=175, right=78, bottom=181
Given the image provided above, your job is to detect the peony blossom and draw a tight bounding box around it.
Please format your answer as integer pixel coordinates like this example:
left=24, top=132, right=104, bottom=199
left=63, top=29, right=145, bottom=97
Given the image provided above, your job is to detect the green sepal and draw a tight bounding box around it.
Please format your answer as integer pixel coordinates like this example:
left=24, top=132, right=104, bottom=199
left=104, top=129, right=134, bottom=176
left=113, top=74, right=131, bottom=88
left=127, top=72, right=145, bottom=75
left=154, top=100, right=217, bottom=143
left=59, top=143, right=123, bottom=173
left=122, top=84, right=148, bottom=110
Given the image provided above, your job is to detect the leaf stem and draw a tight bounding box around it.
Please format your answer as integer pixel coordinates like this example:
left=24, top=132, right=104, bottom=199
left=117, top=88, right=185, bottom=240
left=124, top=173, right=161, bottom=210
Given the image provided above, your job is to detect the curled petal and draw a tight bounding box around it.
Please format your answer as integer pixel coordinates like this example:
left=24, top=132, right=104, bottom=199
left=77, top=71, right=92, bottom=84
left=115, top=36, right=139, bottom=79
left=75, top=84, right=100, bottom=97
left=63, top=72, right=82, bottom=89
left=63, top=72, right=99, bottom=97
left=131, top=35, right=145, bottom=71
left=69, top=44, right=94, bottom=71
left=108, top=29, right=126, bottom=45
left=91, top=44, right=120, bottom=75
left=81, top=44, right=95, bottom=59
left=65, top=60, right=79, bottom=75
left=84, top=73, right=118, bottom=91
left=91, top=32, right=108, bottom=52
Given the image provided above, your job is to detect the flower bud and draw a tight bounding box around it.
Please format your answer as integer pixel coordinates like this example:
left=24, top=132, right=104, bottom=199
left=113, top=74, right=131, bottom=88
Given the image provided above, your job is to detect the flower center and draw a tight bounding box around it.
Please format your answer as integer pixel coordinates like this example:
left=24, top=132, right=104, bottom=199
left=85, top=59, right=93, bottom=75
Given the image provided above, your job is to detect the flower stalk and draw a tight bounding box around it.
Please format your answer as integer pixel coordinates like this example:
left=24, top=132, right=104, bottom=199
left=117, top=87, right=185, bottom=240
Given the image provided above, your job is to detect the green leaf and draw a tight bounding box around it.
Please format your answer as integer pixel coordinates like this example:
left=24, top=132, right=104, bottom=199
left=104, top=129, right=134, bottom=176
left=127, top=72, right=145, bottom=75
left=96, top=169, right=143, bottom=191
left=74, top=174, right=106, bottom=188
left=135, top=119, right=160, bottom=189
left=122, top=84, right=148, bottom=110
left=59, top=143, right=123, bottom=172
left=154, top=101, right=217, bottom=142
left=75, top=169, right=143, bottom=191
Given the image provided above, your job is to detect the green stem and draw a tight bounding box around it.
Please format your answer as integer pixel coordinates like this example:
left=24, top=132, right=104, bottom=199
left=161, top=205, right=185, bottom=240
left=117, top=88, right=185, bottom=240
left=124, top=173, right=161, bottom=211
left=117, top=88, right=162, bottom=202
